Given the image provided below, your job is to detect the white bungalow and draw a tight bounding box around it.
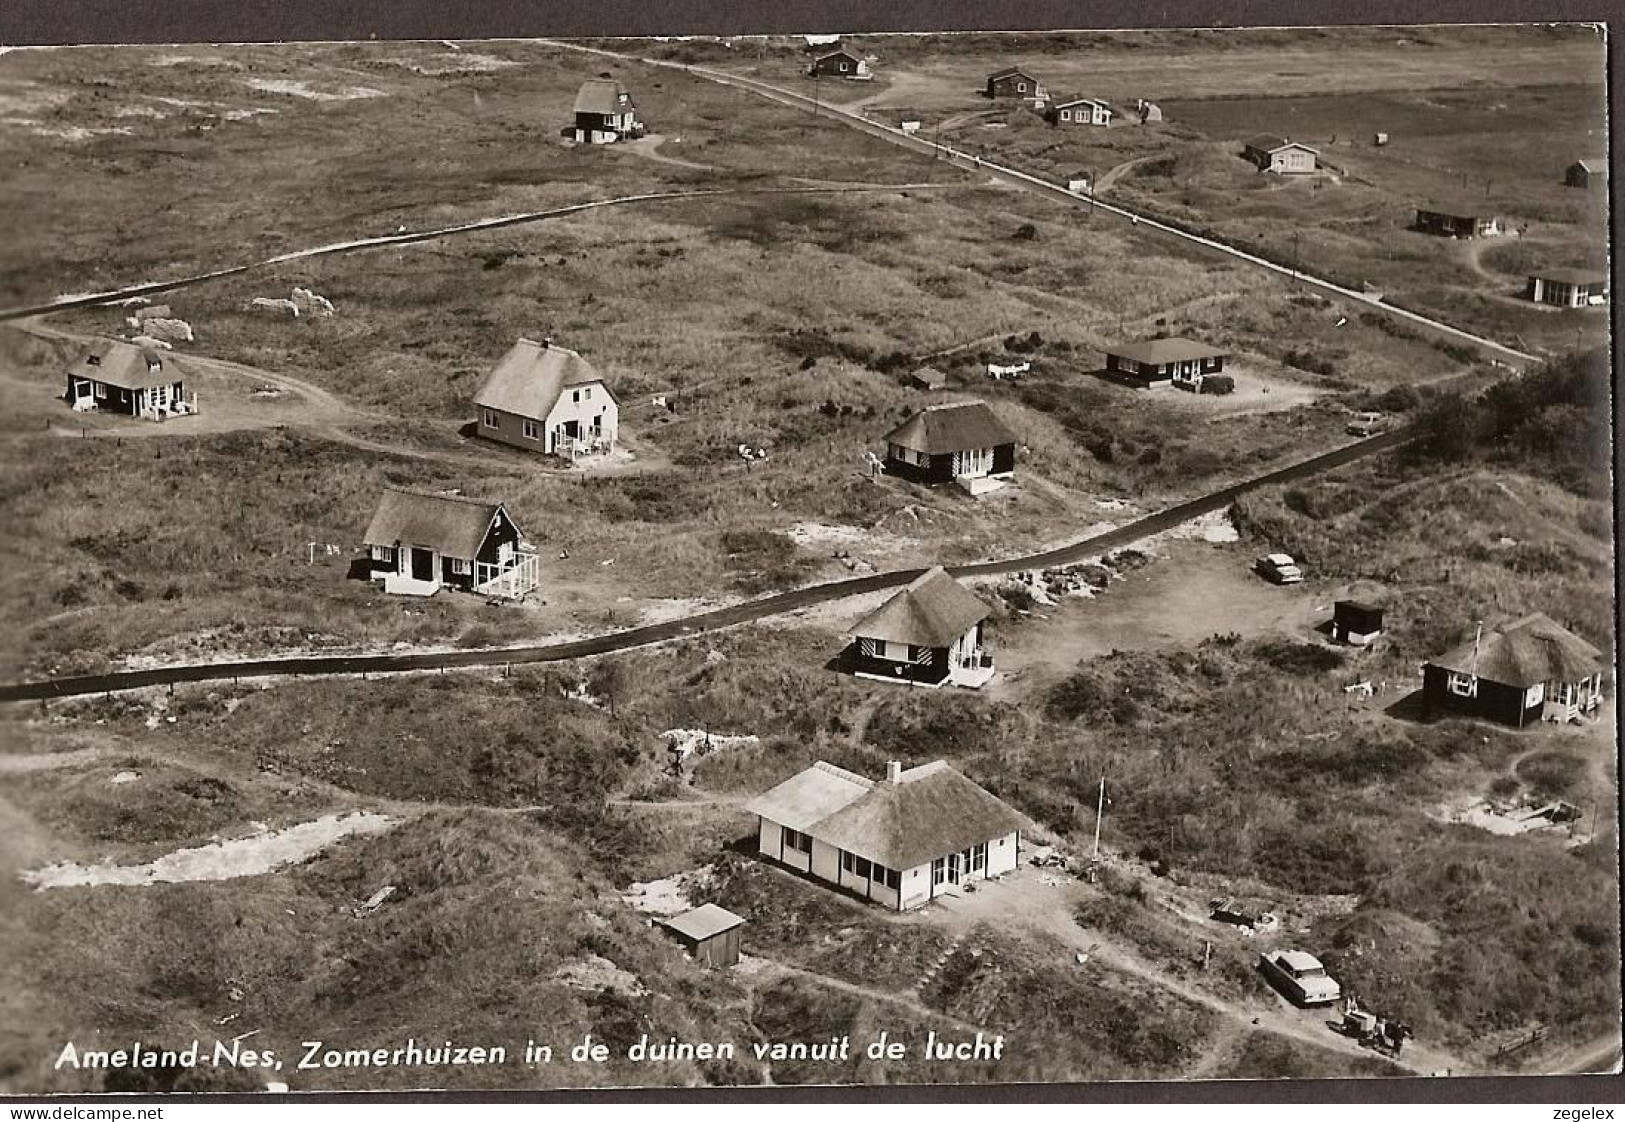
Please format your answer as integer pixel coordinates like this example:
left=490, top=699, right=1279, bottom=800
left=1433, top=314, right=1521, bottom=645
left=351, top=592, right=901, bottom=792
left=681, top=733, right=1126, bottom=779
left=362, top=488, right=539, bottom=599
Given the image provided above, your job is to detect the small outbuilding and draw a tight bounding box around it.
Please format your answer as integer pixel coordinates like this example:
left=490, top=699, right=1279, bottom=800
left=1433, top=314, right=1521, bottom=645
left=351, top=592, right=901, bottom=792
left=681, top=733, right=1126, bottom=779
left=809, top=47, right=870, bottom=79
left=1525, top=269, right=1609, bottom=308
left=907, top=366, right=949, bottom=391
left=1331, top=600, right=1384, bottom=646
left=1137, top=98, right=1163, bottom=123
left=1102, top=337, right=1229, bottom=390
left=568, top=78, right=643, bottom=144
left=65, top=340, right=195, bottom=421
left=883, top=401, right=1018, bottom=493
left=1414, top=203, right=1502, bottom=239
left=985, top=66, right=1047, bottom=104
left=660, top=904, right=745, bottom=968
left=1242, top=134, right=1319, bottom=174
left=1565, top=158, right=1607, bottom=189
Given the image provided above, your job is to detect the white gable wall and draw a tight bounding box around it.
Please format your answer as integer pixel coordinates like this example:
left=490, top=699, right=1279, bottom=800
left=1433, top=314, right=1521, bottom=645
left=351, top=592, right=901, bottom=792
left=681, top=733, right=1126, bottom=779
left=543, top=380, right=618, bottom=454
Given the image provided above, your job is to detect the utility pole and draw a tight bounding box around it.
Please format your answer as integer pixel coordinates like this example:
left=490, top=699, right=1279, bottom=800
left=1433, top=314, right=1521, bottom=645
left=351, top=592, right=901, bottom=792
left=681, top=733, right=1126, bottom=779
left=1089, top=776, right=1106, bottom=882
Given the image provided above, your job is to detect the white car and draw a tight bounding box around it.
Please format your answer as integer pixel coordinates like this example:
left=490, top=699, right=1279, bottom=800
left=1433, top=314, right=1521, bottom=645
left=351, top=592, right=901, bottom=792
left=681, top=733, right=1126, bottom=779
left=1255, top=553, right=1304, bottom=584
left=1259, top=949, right=1341, bottom=1006
left=1346, top=412, right=1384, bottom=437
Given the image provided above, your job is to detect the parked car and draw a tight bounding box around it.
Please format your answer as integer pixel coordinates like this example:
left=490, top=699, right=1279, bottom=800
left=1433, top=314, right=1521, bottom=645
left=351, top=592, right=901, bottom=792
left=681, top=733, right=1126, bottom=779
left=1346, top=411, right=1384, bottom=437
left=1258, top=949, right=1341, bottom=1006
left=1255, top=553, right=1303, bottom=584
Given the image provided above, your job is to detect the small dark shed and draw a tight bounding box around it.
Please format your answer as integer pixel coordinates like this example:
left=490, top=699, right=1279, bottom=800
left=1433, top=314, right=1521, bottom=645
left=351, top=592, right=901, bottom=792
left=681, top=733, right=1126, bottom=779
left=661, top=904, right=745, bottom=968
left=1332, top=601, right=1383, bottom=646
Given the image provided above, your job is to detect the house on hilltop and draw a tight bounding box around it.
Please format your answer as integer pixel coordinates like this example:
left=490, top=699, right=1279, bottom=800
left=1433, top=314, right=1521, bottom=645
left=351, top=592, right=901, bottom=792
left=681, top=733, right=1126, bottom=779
left=1422, top=613, right=1605, bottom=727
left=883, top=401, right=1017, bottom=493
left=1525, top=268, right=1609, bottom=309
left=473, top=338, right=618, bottom=459
left=1102, top=337, right=1229, bottom=390
left=809, top=47, right=870, bottom=79
left=846, top=566, right=994, bottom=689
left=746, top=758, right=1025, bottom=910
left=362, top=488, right=539, bottom=599
left=985, top=66, right=1047, bottom=105
left=1565, top=158, right=1607, bottom=189
left=65, top=340, right=195, bottom=421
left=568, top=78, right=643, bottom=143
left=1050, top=97, right=1113, bottom=126
left=1242, top=135, right=1319, bottom=174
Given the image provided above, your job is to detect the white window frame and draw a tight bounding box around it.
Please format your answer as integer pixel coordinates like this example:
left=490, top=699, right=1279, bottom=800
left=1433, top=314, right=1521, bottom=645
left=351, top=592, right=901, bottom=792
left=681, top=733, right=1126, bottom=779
left=1016, top=81, right=1027, bottom=92
left=784, top=828, right=812, bottom=855
left=1447, top=671, right=1478, bottom=698
left=448, top=557, right=470, bottom=576
left=1525, top=681, right=1545, bottom=707
left=522, top=418, right=541, bottom=440
left=482, top=409, right=499, bottom=428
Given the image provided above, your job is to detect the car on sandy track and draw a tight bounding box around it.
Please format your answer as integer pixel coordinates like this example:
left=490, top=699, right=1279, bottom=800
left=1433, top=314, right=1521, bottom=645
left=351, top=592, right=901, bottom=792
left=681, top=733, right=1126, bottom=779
left=1346, top=411, right=1385, bottom=437
left=1255, top=553, right=1304, bottom=584
left=1258, top=949, right=1342, bottom=1006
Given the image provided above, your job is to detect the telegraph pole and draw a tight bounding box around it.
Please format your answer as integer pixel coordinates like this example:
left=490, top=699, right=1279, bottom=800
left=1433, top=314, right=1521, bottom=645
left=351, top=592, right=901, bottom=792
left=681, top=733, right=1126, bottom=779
left=1089, top=776, right=1106, bottom=882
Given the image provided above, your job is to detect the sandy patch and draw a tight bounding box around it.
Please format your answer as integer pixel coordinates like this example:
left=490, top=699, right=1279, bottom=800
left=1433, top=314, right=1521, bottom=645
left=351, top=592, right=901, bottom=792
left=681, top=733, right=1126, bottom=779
left=552, top=954, right=648, bottom=997
left=243, top=79, right=385, bottom=102
left=0, top=747, right=105, bottom=774
left=1427, top=796, right=1580, bottom=837
left=637, top=597, right=731, bottom=626
left=621, top=865, right=716, bottom=917
left=21, top=811, right=396, bottom=889
left=381, top=53, right=519, bottom=76
left=661, top=728, right=760, bottom=761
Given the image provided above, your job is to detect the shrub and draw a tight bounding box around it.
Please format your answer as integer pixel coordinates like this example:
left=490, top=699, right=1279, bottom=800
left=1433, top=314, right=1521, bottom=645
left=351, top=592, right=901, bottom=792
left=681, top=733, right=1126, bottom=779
left=1283, top=349, right=1336, bottom=376
left=1374, top=384, right=1421, bottom=412
left=1013, top=223, right=1038, bottom=241
left=1250, top=638, right=1344, bottom=676
left=1199, top=374, right=1235, bottom=395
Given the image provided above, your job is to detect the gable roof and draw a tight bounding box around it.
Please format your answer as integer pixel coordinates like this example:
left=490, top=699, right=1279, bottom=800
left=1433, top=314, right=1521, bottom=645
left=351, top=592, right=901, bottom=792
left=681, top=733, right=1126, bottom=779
left=362, top=488, right=515, bottom=560
left=574, top=78, right=633, bottom=116
left=662, top=903, right=745, bottom=942
left=747, top=759, right=1027, bottom=871
left=815, top=47, right=863, bottom=64
left=745, top=760, right=873, bottom=832
left=884, top=400, right=1017, bottom=455
left=851, top=567, right=989, bottom=648
left=1106, top=336, right=1229, bottom=366
left=909, top=366, right=948, bottom=389
left=1572, top=158, right=1608, bottom=174
left=473, top=338, right=610, bottom=421
left=987, top=66, right=1039, bottom=82
left=68, top=339, right=178, bottom=391
left=1418, top=199, right=1499, bottom=220
left=1427, top=613, right=1604, bottom=688
left=1054, top=97, right=1111, bottom=110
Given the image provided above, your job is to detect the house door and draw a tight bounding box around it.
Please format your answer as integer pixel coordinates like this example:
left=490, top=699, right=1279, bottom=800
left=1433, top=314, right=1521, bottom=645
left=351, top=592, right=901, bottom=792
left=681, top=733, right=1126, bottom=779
left=411, top=547, right=435, bottom=582
left=946, top=852, right=962, bottom=885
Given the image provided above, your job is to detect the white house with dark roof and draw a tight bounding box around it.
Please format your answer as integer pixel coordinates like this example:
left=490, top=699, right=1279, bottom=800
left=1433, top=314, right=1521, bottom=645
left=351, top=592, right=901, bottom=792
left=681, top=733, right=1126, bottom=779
left=1050, top=97, right=1113, bottom=126
left=473, top=338, right=618, bottom=459
left=362, top=488, right=538, bottom=598
left=1102, top=337, right=1229, bottom=389
left=747, top=758, right=1024, bottom=909
left=1242, top=134, right=1319, bottom=174
left=883, top=400, right=1017, bottom=494
left=846, top=567, right=994, bottom=688
left=569, top=78, right=642, bottom=143
left=64, top=340, right=196, bottom=421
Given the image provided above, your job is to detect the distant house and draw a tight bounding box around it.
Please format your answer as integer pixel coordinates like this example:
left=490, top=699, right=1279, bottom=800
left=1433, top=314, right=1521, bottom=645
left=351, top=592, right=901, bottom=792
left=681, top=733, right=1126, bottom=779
left=473, top=338, right=618, bottom=459
left=660, top=904, right=745, bottom=968
left=1414, top=203, right=1503, bottom=239
left=65, top=340, right=195, bottom=421
left=1102, top=337, right=1229, bottom=390
left=883, top=401, right=1017, bottom=493
left=568, top=78, right=642, bottom=144
left=1067, top=172, right=1092, bottom=194
left=1422, top=613, right=1605, bottom=728
left=1050, top=97, right=1113, bottom=126
left=1525, top=269, right=1609, bottom=308
left=746, top=758, right=1025, bottom=910
left=1137, top=98, right=1163, bottom=123
left=809, top=47, right=870, bottom=79
left=1242, top=135, right=1319, bottom=174
left=846, top=566, right=994, bottom=689
left=985, top=66, right=1047, bottom=105
left=1565, top=158, right=1607, bottom=189
left=362, top=488, right=539, bottom=599
left=907, top=366, right=948, bottom=391
left=1331, top=601, right=1383, bottom=646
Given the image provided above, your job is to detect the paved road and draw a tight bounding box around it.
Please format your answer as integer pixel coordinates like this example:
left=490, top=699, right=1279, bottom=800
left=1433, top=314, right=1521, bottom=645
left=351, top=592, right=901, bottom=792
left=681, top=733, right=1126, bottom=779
left=540, top=41, right=1539, bottom=371
left=0, top=429, right=1410, bottom=704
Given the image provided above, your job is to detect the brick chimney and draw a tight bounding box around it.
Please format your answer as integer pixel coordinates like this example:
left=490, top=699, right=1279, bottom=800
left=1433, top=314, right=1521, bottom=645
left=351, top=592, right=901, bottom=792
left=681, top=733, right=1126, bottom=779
left=886, top=760, right=902, bottom=784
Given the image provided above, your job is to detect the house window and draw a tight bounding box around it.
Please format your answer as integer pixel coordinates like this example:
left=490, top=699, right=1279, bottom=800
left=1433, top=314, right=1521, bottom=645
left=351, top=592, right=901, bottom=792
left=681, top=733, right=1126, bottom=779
left=881, top=866, right=901, bottom=890
left=1447, top=672, right=1477, bottom=698
left=840, top=62, right=849, bottom=73
left=931, top=856, right=947, bottom=885
left=572, top=389, right=581, bottom=404
left=94, top=382, right=107, bottom=400
left=1060, top=109, right=1070, bottom=121
left=482, top=409, right=498, bottom=428
left=970, top=842, right=987, bottom=872
left=448, top=558, right=470, bottom=576
left=522, top=418, right=541, bottom=440
left=842, top=852, right=872, bottom=878
left=784, top=828, right=812, bottom=855
left=583, top=386, right=592, bottom=399
left=1016, top=81, right=1026, bottom=92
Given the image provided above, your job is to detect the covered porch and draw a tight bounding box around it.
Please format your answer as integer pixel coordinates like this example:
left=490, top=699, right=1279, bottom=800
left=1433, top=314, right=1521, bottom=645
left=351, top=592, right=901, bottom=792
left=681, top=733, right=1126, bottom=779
left=475, top=551, right=540, bottom=600
left=1541, top=674, right=1605, bottom=724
